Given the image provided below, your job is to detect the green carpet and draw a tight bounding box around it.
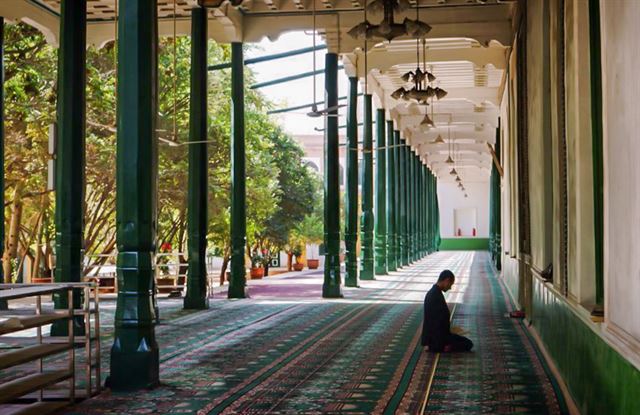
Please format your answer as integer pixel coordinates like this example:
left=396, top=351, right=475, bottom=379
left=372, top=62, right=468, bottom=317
left=29, top=251, right=567, bottom=414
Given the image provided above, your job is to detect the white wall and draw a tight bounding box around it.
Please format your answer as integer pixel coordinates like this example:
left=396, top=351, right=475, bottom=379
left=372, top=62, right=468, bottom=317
left=438, top=180, right=490, bottom=238
left=601, top=1, right=640, bottom=352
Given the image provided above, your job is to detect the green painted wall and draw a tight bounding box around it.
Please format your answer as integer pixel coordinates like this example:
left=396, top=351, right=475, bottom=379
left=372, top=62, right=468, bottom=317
left=439, top=238, right=489, bottom=251
left=529, top=276, right=640, bottom=414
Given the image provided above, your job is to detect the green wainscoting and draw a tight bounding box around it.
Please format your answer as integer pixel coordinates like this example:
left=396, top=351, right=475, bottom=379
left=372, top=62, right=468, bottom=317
left=439, top=238, right=489, bottom=251
left=528, top=276, right=640, bottom=415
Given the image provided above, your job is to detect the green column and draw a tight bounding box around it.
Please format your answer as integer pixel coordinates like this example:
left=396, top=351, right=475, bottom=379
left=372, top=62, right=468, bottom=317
left=430, top=171, right=436, bottom=252
left=405, top=145, right=412, bottom=265
left=229, top=42, right=247, bottom=299
left=416, top=155, right=423, bottom=259
left=386, top=121, right=397, bottom=272
left=394, top=130, right=403, bottom=267
left=374, top=109, right=387, bottom=275
left=488, top=123, right=502, bottom=270
left=406, top=148, right=412, bottom=263
left=398, top=135, right=406, bottom=266
left=0, top=18, right=5, bottom=311
left=344, top=77, right=358, bottom=287
left=323, top=53, right=342, bottom=298
left=184, top=7, right=209, bottom=309
left=360, top=94, right=374, bottom=280
left=409, top=152, right=415, bottom=262
left=111, top=0, right=159, bottom=391
left=589, top=0, right=604, bottom=306
left=416, top=158, right=422, bottom=258
left=421, top=164, right=427, bottom=257
left=52, top=0, right=86, bottom=336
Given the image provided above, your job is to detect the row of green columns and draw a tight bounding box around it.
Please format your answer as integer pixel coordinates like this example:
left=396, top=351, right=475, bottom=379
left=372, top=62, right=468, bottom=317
left=229, top=42, right=247, bottom=299
left=374, top=109, right=387, bottom=275
left=322, top=53, right=342, bottom=298
left=111, top=0, right=160, bottom=391
left=184, top=7, right=209, bottom=309
left=344, top=77, right=358, bottom=287
left=360, top=94, right=374, bottom=280
left=386, top=121, right=397, bottom=272
left=52, top=0, right=86, bottom=336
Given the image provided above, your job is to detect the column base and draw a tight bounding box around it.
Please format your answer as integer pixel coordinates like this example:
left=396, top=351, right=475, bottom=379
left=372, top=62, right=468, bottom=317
left=110, top=330, right=160, bottom=391
left=228, top=284, right=247, bottom=299
left=374, top=267, right=388, bottom=276
left=345, top=257, right=358, bottom=287
left=183, top=296, right=209, bottom=309
left=360, top=266, right=375, bottom=280
left=323, top=253, right=343, bottom=298
left=323, top=283, right=343, bottom=298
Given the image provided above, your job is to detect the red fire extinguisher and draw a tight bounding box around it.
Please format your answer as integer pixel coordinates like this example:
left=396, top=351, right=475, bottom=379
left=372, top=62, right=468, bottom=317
left=472, top=228, right=477, bottom=236
left=457, top=228, right=462, bottom=236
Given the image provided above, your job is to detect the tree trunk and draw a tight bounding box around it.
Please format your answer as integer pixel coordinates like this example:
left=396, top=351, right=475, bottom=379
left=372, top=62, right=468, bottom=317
left=3, top=185, right=23, bottom=282
left=219, top=254, right=230, bottom=286
left=287, top=252, right=293, bottom=272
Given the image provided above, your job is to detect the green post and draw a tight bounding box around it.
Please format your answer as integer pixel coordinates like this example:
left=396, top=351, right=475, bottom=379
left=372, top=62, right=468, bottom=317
left=111, top=0, right=160, bottom=391
left=184, top=7, right=209, bottom=309
left=52, top=0, right=86, bottom=336
left=408, top=151, right=415, bottom=262
left=398, top=137, right=407, bottom=266
left=422, top=164, right=427, bottom=257
left=344, top=77, right=359, bottom=287
left=495, top=129, right=501, bottom=269
left=229, top=42, right=247, bottom=299
left=416, top=156, right=422, bottom=258
left=386, top=121, right=396, bottom=272
left=404, top=145, right=413, bottom=264
left=394, top=130, right=403, bottom=267
left=416, top=157, right=422, bottom=258
left=589, top=0, right=604, bottom=306
left=426, top=172, right=435, bottom=254
left=405, top=145, right=412, bottom=265
left=323, top=53, right=342, bottom=298
left=374, top=109, right=387, bottom=275
left=0, top=18, right=5, bottom=311
left=360, top=94, right=374, bottom=280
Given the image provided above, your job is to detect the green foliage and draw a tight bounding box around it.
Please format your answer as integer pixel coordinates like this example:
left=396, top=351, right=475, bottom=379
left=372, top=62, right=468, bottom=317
left=258, top=128, right=321, bottom=251
left=3, top=24, right=316, bottom=273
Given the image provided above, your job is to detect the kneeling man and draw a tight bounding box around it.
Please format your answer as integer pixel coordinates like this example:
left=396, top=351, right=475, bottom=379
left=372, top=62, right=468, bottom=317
left=421, top=269, right=473, bottom=352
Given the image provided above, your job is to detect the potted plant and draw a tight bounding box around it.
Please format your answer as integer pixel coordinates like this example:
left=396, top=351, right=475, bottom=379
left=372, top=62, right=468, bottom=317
left=292, top=246, right=304, bottom=271
left=297, top=213, right=323, bottom=270
left=250, top=251, right=265, bottom=279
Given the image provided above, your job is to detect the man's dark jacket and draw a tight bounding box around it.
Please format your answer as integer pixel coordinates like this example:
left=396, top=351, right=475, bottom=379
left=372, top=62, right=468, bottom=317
left=421, top=284, right=450, bottom=351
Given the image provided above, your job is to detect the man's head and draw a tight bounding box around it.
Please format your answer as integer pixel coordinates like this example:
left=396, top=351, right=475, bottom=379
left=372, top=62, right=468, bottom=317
left=437, top=269, right=455, bottom=292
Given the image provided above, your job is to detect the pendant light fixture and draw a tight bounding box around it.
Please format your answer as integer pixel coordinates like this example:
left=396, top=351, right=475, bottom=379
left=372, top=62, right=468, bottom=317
left=347, top=0, right=431, bottom=42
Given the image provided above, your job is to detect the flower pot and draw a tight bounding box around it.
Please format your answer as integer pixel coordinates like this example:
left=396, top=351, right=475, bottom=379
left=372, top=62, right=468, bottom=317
left=32, top=277, right=52, bottom=284
left=250, top=267, right=264, bottom=279
left=293, top=263, right=304, bottom=271
left=307, top=259, right=319, bottom=269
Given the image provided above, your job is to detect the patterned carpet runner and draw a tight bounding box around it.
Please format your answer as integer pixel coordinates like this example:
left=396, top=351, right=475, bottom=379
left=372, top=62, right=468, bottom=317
left=6, top=251, right=567, bottom=414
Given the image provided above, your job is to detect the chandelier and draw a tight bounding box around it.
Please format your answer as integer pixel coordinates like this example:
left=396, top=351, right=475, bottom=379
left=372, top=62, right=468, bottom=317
left=391, top=38, right=447, bottom=110
left=348, top=0, right=432, bottom=42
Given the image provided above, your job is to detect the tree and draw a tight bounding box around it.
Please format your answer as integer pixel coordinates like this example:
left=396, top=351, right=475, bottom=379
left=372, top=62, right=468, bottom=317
left=257, top=129, right=320, bottom=273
